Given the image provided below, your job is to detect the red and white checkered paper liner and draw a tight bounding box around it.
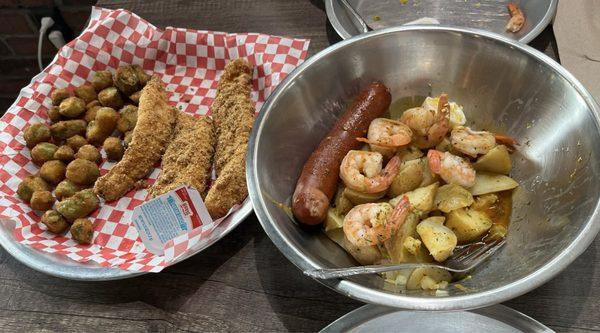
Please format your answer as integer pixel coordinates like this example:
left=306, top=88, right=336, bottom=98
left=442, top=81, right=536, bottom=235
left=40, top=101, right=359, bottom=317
left=0, top=7, right=309, bottom=272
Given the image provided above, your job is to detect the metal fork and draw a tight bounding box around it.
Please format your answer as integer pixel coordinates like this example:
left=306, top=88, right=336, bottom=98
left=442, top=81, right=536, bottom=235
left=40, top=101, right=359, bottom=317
left=304, top=238, right=506, bottom=279
left=339, top=0, right=370, bottom=34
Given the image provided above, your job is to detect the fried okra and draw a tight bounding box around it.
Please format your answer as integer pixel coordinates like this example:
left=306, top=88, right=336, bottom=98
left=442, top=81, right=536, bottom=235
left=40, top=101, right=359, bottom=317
left=133, top=65, right=150, bottom=86
left=47, top=106, right=63, bottom=123
left=41, top=210, right=69, bottom=234
left=50, top=120, right=87, bottom=141
left=86, top=100, right=101, bottom=109
left=55, top=179, right=79, bottom=200
left=75, top=84, right=97, bottom=103
left=65, top=159, right=100, bottom=185
left=23, top=123, right=51, bottom=148
left=129, top=91, right=141, bottom=105
left=59, top=96, right=86, bottom=118
left=84, top=105, right=101, bottom=123
left=92, top=70, right=112, bottom=91
left=40, top=160, right=66, bottom=184
left=66, top=135, right=88, bottom=152
left=53, top=145, right=75, bottom=162
left=70, top=218, right=94, bottom=244
left=116, top=105, right=138, bottom=133
left=87, top=107, right=119, bottom=145
left=51, top=88, right=70, bottom=106
left=75, top=144, right=101, bottom=164
left=123, top=130, right=133, bottom=146
left=17, top=176, right=50, bottom=203
left=103, top=137, right=124, bottom=161
left=98, top=87, right=123, bottom=109
left=30, top=190, right=55, bottom=211
left=114, top=65, right=140, bottom=96
left=31, top=142, right=58, bottom=165
left=56, top=189, right=99, bottom=221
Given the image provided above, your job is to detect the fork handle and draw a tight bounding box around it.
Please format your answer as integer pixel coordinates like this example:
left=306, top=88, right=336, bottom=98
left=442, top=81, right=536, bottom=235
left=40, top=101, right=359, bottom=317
left=304, top=263, right=460, bottom=279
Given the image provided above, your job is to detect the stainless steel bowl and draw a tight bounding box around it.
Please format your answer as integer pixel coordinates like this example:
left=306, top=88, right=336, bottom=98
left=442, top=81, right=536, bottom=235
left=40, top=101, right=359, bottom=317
left=247, top=26, right=600, bottom=310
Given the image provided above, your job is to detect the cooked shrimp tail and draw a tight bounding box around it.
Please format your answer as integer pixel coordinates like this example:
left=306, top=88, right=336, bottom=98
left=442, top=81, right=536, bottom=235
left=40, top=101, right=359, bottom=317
left=426, top=93, right=450, bottom=145
left=389, top=195, right=411, bottom=231
left=427, top=149, right=443, bottom=174
left=506, top=3, right=525, bottom=33
left=494, top=134, right=518, bottom=151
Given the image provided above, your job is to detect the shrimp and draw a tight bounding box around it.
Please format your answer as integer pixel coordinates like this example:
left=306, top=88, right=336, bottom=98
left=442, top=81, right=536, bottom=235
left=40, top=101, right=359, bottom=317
left=357, top=118, right=412, bottom=148
left=451, top=126, right=518, bottom=157
left=450, top=126, right=496, bottom=157
left=506, top=3, right=525, bottom=33
left=343, top=196, right=411, bottom=247
left=400, top=94, right=450, bottom=148
left=427, top=149, right=476, bottom=187
left=340, top=150, right=400, bottom=193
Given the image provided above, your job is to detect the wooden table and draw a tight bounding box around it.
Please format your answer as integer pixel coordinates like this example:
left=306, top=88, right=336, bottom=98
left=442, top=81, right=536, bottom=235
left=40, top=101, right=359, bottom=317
left=1, top=1, right=598, bottom=332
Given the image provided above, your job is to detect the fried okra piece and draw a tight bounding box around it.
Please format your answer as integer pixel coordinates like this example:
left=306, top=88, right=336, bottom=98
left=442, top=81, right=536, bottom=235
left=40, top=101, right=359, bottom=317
left=87, top=107, right=119, bottom=145
left=84, top=106, right=101, bottom=123
left=55, top=179, right=79, bottom=200
left=40, top=160, right=66, bottom=184
left=47, top=106, right=63, bottom=123
left=66, top=135, right=88, bottom=152
left=114, top=65, right=140, bottom=96
left=75, top=84, right=97, bottom=103
left=123, top=130, right=133, bottom=146
left=133, top=65, right=150, bottom=86
left=53, top=145, right=75, bottom=162
left=98, top=87, right=123, bottom=110
left=70, top=218, right=93, bottom=244
left=56, top=189, right=99, bottom=221
left=86, top=100, right=101, bottom=109
left=59, top=96, right=86, bottom=118
left=23, top=123, right=51, bottom=148
left=17, top=176, right=50, bottom=203
left=103, top=137, right=124, bottom=161
left=92, top=70, right=113, bottom=91
left=50, top=120, right=87, bottom=141
left=30, top=190, right=55, bottom=211
left=51, top=88, right=70, bottom=106
left=128, top=91, right=141, bottom=105
left=31, top=142, right=58, bottom=165
left=65, top=159, right=100, bottom=185
left=75, top=144, right=101, bottom=164
left=41, top=210, right=69, bottom=233
left=116, top=105, right=138, bottom=133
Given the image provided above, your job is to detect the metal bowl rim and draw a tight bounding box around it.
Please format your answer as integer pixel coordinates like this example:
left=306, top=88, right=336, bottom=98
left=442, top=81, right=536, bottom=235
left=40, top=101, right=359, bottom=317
left=324, top=0, right=558, bottom=44
left=247, top=25, right=600, bottom=310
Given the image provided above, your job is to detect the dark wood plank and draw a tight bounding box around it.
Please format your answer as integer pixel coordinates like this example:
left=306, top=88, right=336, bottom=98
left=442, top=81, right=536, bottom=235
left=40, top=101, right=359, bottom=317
left=0, top=0, right=594, bottom=332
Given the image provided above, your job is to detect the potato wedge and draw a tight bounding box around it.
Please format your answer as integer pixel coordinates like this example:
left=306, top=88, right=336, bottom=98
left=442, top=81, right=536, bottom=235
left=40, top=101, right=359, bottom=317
left=406, top=267, right=452, bottom=290
left=473, top=145, right=512, bottom=174
left=420, top=157, right=439, bottom=187
left=388, top=159, right=424, bottom=197
left=325, top=228, right=346, bottom=249
left=334, top=187, right=353, bottom=215
left=325, top=207, right=344, bottom=232
left=344, top=187, right=386, bottom=205
left=384, top=212, right=432, bottom=264
left=396, top=145, right=424, bottom=162
left=343, top=236, right=383, bottom=265
left=390, top=183, right=438, bottom=214
left=434, top=184, right=474, bottom=213
left=469, top=172, right=519, bottom=196
left=416, top=216, right=457, bottom=262
left=445, top=208, right=493, bottom=243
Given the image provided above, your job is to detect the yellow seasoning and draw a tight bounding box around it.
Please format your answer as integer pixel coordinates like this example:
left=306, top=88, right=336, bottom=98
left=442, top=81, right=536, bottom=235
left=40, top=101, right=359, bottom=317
left=373, top=15, right=381, bottom=21
left=400, top=0, right=408, bottom=4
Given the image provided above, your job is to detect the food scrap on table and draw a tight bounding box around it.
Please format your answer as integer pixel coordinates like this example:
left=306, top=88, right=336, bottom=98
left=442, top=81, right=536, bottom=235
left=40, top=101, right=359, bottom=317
left=506, top=2, right=525, bottom=33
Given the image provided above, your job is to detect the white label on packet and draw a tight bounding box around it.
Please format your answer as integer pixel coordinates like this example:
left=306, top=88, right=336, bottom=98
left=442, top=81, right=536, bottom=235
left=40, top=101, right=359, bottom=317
left=132, top=186, right=212, bottom=255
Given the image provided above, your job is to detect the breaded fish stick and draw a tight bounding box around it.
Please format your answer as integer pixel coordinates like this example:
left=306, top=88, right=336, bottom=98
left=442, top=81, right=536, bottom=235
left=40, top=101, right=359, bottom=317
left=94, top=76, right=176, bottom=201
left=205, top=59, right=255, bottom=218
left=149, top=112, right=215, bottom=197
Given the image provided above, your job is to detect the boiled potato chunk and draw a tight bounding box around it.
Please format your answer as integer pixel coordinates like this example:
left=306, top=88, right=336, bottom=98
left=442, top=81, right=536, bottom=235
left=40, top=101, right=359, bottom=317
left=434, top=184, right=474, bottom=213
left=445, top=208, right=493, bottom=243
left=325, top=228, right=346, bottom=249
left=334, top=187, right=353, bottom=215
left=325, top=207, right=344, bottom=232
left=396, top=145, right=424, bottom=162
left=343, top=236, right=382, bottom=265
left=388, top=159, right=423, bottom=197
left=406, top=267, right=452, bottom=290
left=343, top=187, right=386, bottom=205
left=473, top=145, right=512, bottom=174
left=416, top=216, right=457, bottom=262
left=384, top=212, right=432, bottom=264
left=420, top=157, right=439, bottom=187
left=469, top=172, right=519, bottom=196
left=390, top=183, right=438, bottom=214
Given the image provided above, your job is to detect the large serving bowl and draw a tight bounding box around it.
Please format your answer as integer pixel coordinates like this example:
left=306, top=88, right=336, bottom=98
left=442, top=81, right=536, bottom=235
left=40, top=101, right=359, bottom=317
left=247, top=26, right=600, bottom=310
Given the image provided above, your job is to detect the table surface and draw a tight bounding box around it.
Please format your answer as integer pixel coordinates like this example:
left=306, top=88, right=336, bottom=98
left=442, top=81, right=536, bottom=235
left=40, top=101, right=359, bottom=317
left=1, top=1, right=598, bottom=332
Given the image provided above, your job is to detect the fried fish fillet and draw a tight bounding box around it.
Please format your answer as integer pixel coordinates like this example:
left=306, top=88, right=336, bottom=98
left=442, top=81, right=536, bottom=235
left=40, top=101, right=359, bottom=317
left=149, top=112, right=215, bottom=197
left=94, top=76, right=176, bottom=201
left=205, top=59, right=255, bottom=218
